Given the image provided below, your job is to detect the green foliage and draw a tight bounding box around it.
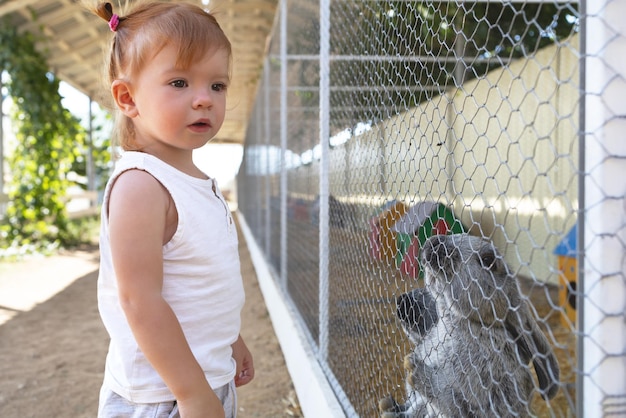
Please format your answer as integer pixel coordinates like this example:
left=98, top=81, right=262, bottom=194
left=0, top=214, right=100, bottom=261
left=62, top=214, right=101, bottom=249
left=0, top=21, right=89, bottom=252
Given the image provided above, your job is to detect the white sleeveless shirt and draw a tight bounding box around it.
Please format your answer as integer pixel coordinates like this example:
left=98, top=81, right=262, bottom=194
left=98, top=151, right=245, bottom=403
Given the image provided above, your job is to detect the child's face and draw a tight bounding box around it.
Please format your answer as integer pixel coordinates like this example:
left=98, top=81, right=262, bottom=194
left=126, top=44, right=230, bottom=154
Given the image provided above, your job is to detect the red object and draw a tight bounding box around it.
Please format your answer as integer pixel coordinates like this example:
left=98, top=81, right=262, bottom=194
left=433, top=219, right=449, bottom=235
left=368, top=217, right=381, bottom=259
left=399, top=238, right=421, bottom=277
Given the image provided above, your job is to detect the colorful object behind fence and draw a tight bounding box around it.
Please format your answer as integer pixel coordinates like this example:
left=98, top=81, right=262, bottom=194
left=554, top=224, right=577, bottom=327
left=391, top=202, right=466, bottom=278
left=368, top=200, right=408, bottom=263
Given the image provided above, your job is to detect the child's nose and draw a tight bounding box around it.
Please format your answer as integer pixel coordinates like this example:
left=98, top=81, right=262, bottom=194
left=192, top=89, right=212, bottom=108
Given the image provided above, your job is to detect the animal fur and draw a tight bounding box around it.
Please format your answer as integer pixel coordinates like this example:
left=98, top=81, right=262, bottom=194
left=379, top=234, right=559, bottom=417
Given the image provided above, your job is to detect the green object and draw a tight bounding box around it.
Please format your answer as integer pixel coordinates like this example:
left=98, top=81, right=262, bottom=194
left=392, top=202, right=466, bottom=278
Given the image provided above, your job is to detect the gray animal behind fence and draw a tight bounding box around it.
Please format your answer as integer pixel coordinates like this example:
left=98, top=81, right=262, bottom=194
left=379, top=234, right=560, bottom=417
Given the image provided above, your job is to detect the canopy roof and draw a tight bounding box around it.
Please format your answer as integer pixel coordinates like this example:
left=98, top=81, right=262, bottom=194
left=1, top=0, right=279, bottom=145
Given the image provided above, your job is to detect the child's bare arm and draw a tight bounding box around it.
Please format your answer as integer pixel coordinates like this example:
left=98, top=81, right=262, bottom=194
left=108, top=170, right=224, bottom=418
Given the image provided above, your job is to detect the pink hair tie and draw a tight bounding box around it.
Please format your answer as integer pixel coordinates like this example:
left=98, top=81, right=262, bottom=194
left=109, top=14, right=119, bottom=32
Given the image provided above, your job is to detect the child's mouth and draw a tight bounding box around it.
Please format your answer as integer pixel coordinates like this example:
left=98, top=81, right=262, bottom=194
left=189, top=121, right=211, bottom=132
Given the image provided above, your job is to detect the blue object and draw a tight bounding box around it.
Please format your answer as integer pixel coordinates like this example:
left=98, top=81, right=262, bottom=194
left=554, top=224, right=577, bottom=257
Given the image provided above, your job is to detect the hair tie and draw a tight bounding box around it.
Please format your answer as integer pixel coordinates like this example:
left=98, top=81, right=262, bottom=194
left=109, top=14, right=119, bottom=32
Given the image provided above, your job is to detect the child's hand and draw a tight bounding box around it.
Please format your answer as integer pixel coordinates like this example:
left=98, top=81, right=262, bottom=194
left=232, top=335, right=255, bottom=387
left=177, top=388, right=225, bottom=418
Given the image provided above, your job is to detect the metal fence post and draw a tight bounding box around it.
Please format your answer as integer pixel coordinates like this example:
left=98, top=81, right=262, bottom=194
left=582, top=0, right=626, bottom=415
left=279, top=0, right=288, bottom=290
left=318, top=0, right=331, bottom=363
left=263, top=57, right=272, bottom=256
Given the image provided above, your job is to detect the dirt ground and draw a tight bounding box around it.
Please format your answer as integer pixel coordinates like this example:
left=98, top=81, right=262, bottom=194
left=0, top=220, right=301, bottom=417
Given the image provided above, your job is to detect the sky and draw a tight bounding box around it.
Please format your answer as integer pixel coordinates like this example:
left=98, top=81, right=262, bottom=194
left=58, top=82, right=244, bottom=188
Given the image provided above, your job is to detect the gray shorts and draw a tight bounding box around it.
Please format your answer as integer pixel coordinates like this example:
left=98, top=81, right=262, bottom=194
left=97, top=380, right=237, bottom=418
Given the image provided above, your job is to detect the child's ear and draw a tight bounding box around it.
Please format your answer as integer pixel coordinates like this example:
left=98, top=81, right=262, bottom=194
left=111, top=80, right=138, bottom=117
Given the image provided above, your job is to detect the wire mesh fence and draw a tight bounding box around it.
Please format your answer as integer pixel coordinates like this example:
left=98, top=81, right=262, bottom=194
left=237, top=0, right=626, bottom=416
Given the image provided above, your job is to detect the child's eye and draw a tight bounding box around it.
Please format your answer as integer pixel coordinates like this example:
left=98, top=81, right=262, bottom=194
left=212, top=83, right=227, bottom=92
left=170, top=80, right=188, bottom=88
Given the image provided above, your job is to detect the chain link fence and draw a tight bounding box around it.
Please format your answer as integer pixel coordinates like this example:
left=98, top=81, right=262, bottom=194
left=237, top=0, right=625, bottom=416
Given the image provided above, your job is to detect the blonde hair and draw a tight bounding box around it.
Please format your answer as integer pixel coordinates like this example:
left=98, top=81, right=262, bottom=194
left=92, top=1, right=232, bottom=151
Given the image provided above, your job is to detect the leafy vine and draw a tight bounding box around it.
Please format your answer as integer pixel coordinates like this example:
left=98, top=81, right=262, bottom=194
left=0, top=21, right=87, bottom=252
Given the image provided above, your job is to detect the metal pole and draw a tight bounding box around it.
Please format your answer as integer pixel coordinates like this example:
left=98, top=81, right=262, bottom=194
left=254, top=92, right=262, bottom=236
left=318, top=0, right=330, bottom=360
left=279, top=0, right=288, bottom=290
left=87, top=97, right=95, bottom=206
left=576, top=1, right=587, bottom=415
left=582, top=0, right=626, bottom=415
left=264, top=57, right=272, bottom=256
